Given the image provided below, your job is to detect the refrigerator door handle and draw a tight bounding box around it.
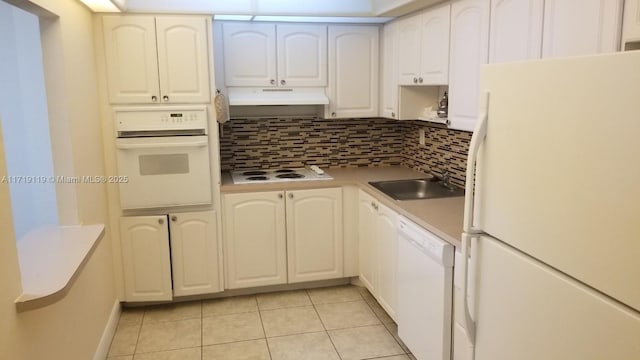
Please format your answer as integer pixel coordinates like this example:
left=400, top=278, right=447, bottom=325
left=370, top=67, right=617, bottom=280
left=461, top=232, right=477, bottom=346
left=463, top=91, right=489, bottom=234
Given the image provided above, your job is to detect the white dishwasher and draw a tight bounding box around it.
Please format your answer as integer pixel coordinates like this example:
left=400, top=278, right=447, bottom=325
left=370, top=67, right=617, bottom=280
left=397, top=216, right=454, bottom=360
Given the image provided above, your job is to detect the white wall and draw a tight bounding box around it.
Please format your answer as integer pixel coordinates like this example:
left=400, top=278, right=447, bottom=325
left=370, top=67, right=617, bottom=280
left=0, top=0, right=117, bottom=359
left=0, top=2, right=58, bottom=239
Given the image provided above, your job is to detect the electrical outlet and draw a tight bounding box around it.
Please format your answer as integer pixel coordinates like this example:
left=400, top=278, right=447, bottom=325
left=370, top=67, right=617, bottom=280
left=419, top=129, right=426, bottom=145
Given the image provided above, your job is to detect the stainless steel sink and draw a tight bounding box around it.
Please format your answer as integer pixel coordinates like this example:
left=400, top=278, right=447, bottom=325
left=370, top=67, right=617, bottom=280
left=368, top=178, right=465, bottom=200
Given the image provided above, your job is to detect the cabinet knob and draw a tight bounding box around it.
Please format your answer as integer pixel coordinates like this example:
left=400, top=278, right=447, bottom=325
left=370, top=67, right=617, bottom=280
left=418, top=77, right=423, bottom=83
left=391, top=112, right=396, bottom=118
left=151, top=95, right=158, bottom=102
left=331, top=112, right=336, bottom=117
left=413, top=77, right=418, bottom=84
left=278, top=193, right=283, bottom=199
left=288, top=193, right=294, bottom=199
left=162, top=95, right=169, bottom=102
left=171, top=215, right=177, bottom=222
left=158, top=218, right=164, bottom=225
left=280, top=79, right=287, bottom=85
left=270, top=79, right=276, bottom=85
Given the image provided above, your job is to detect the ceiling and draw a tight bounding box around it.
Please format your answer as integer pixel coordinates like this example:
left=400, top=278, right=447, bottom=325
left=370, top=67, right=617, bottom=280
left=122, top=0, right=445, bottom=17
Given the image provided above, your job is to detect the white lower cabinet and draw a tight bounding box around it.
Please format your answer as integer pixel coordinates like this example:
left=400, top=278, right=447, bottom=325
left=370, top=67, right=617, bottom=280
left=223, top=188, right=343, bottom=289
left=119, top=210, right=220, bottom=302
left=223, top=191, right=287, bottom=289
left=358, top=190, right=398, bottom=320
left=286, top=188, right=344, bottom=283
left=169, top=211, right=221, bottom=297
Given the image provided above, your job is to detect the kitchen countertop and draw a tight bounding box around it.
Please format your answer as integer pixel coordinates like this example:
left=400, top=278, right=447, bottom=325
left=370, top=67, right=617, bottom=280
left=221, top=166, right=464, bottom=247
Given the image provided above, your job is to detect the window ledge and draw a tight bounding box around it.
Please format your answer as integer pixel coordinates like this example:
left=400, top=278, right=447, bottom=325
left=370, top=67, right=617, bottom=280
left=14, top=224, right=105, bottom=312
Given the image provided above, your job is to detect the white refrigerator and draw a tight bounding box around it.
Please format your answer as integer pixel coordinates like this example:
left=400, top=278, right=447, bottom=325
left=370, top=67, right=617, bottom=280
left=460, top=51, right=640, bottom=360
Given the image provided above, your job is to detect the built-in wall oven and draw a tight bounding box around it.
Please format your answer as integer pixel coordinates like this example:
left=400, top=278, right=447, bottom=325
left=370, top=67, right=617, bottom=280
left=114, top=106, right=212, bottom=210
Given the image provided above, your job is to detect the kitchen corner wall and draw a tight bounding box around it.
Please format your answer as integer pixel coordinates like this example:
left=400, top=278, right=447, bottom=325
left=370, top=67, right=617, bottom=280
left=220, top=117, right=471, bottom=187
left=402, top=121, right=472, bottom=188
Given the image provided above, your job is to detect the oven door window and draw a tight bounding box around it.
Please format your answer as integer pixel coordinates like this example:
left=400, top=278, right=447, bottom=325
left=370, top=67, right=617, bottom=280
left=139, top=154, right=189, bottom=176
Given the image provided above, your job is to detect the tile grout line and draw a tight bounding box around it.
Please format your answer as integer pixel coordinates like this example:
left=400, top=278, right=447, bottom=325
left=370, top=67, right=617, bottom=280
left=308, top=288, right=344, bottom=360
left=255, top=296, right=274, bottom=360
left=131, top=306, right=147, bottom=356
left=359, top=290, right=409, bottom=356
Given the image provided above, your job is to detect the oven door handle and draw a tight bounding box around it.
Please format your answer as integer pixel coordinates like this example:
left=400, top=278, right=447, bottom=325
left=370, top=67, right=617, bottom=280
left=116, top=139, right=209, bottom=150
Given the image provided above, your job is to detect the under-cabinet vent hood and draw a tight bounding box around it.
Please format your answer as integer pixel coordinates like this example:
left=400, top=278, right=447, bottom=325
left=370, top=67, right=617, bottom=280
left=227, top=87, right=329, bottom=106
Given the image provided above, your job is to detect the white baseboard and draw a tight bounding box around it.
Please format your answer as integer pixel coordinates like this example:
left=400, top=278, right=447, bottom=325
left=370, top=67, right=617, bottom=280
left=93, top=299, right=121, bottom=360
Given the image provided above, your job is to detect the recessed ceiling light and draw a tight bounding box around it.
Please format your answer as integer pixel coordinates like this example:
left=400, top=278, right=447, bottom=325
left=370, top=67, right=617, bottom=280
left=78, top=0, right=124, bottom=12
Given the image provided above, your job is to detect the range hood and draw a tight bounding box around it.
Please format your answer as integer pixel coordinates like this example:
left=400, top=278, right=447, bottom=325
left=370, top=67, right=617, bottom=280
left=227, top=87, right=329, bottom=106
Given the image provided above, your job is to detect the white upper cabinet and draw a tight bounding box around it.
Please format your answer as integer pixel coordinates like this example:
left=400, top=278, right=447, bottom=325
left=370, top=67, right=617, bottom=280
left=169, top=211, right=221, bottom=297
left=489, top=0, right=544, bottom=63
left=155, top=17, right=211, bottom=104
left=327, top=25, right=380, bottom=119
left=420, top=4, right=451, bottom=85
left=380, top=22, right=399, bottom=119
left=542, top=0, right=623, bottom=58
left=103, top=16, right=210, bottom=104
left=277, top=24, right=328, bottom=87
left=103, top=16, right=160, bottom=104
left=286, top=188, right=343, bottom=283
left=397, top=14, right=422, bottom=85
left=622, top=0, right=640, bottom=49
left=223, top=23, right=277, bottom=87
left=222, top=22, right=327, bottom=87
left=448, top=0, right=490, bottom=132
left=397, top=4, right=451, bottom=86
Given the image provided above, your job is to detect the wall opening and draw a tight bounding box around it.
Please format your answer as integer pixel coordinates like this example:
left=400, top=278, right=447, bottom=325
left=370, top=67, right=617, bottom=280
left=0, top=1, right=58, bottom=239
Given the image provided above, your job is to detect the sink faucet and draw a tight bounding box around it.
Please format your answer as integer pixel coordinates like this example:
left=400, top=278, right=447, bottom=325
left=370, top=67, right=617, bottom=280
left=431, top=168, right=455, bottom=190
left=442, top=170, right=451, bottom=187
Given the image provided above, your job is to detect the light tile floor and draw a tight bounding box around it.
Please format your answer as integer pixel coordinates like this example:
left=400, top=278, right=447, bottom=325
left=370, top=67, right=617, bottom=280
left=107, top=285, right=417, bottom=360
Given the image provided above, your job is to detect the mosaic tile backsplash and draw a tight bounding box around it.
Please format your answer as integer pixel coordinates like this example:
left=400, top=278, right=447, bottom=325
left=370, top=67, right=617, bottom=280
left=219, top=117, right=472, bottom=187
left=401, top=121, right=472, bottom=188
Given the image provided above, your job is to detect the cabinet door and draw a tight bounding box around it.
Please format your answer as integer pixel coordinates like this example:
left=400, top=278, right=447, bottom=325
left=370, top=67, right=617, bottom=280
left=156, top=16, right=210, bottom=104
left=622, top=0, right=640, bottom=49
left=448, top=0, right=490, bottom=132
left=358, top=191, right=378, bottom=293
left=420, top=4, right=451, bottom=85
left=103, top=16, right=160, bottom=104
left=397, top=14, right=422, bottom=85
left=380, top=22, right=398, bottom=119
left=327, top=25, right=379, bottom=119
left=223, top=23, right=277, bottom=87
left=489, top=0, right=543, bottom=63
left=376, top=202, right=398, bottom=321
left=286, top=188, right=343, bottom=283
left=277, top=24, right=327, bottom=87
left=542, top=0, right=623, bottom=58
left=119, top=215, right=172, bottom=302
left=169, top=210, right=221, bottom=297
left=223, top=191, right=287, bottom=289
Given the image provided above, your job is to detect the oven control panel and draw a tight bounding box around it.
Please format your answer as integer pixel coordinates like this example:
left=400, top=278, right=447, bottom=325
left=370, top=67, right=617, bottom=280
left=114, top=106, right=208, bottom=134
